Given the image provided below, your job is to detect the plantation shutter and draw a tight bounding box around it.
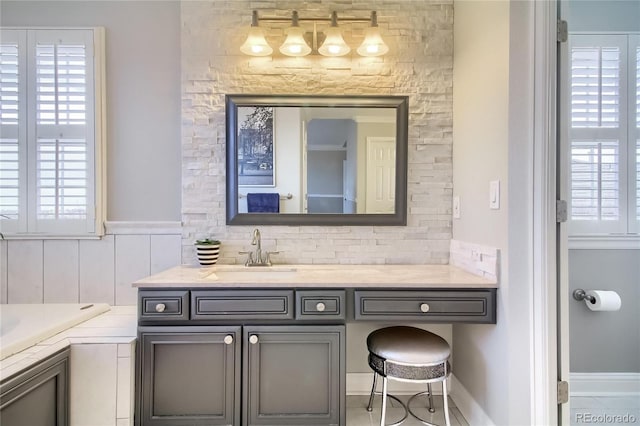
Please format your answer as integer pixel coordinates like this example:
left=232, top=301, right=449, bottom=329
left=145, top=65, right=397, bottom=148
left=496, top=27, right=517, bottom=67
left=632, top=36, right=640, bottom=232
left=30, top=30, right=95, bottom=234
left=0, top=30, right=27, bottom=233
left=569, top=34, right=628, bottom=235
left=0, top=28, right=102, bottom=237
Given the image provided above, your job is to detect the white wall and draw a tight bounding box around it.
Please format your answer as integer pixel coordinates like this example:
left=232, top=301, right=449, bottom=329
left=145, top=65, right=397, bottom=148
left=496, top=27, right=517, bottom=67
left=0, top=224, right=181, bottom=306
left=0, top=1, right=182, bottom=221
left=452, top=1, right=532, bottom=424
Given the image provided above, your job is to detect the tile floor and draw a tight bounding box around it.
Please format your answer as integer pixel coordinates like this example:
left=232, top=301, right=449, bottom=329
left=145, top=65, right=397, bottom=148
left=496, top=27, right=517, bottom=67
left=347, top=394, right=469, bottom=426
left=346, top=394, right=640, bottom=425
left=570, top=396, right=640, bottom=426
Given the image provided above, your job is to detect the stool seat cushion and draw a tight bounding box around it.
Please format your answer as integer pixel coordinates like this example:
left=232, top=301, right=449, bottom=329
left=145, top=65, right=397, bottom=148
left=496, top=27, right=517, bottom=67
left=367, top=326, right=450, bottom=365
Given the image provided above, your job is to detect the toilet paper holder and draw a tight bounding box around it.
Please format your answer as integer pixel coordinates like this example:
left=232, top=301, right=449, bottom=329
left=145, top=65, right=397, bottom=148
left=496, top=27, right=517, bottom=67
left=573, top=289, right=595, bottom=304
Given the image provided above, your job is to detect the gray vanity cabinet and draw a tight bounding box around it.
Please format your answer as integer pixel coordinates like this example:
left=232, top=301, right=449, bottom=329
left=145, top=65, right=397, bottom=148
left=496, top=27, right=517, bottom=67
left=0, top=348, right=69, bottom=426
left=137, top=289, right=347, bottom=426
left=137, top=326, right=241, bottom=426
left=243, top=325, right=345, bottom=426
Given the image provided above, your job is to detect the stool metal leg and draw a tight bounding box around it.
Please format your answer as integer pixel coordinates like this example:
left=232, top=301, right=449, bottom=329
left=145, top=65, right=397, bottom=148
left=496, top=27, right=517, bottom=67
left=427, top=383, right=435, bottom=413
left=367, top=371, right=378, bottom=412
left=442, top=379, right=451, bottom=426
left=380, top=376, right=388, bottom=426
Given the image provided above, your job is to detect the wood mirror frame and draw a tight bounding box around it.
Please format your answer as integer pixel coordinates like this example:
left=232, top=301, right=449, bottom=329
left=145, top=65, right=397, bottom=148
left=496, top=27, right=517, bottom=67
left=225, top=94, right=408, bottom=226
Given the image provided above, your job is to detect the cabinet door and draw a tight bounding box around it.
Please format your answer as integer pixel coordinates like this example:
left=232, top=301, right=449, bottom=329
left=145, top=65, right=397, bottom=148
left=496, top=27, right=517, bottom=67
left=138, top=326, right=241, bottom=426
left=243, top=325, right=345, bottom=426
left=0, top=348, right=69, bottom=426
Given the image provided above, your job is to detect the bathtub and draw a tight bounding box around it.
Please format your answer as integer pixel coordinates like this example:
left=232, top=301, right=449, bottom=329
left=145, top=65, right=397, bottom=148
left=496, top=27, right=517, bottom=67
left=0, top=303, right=110, bottom=360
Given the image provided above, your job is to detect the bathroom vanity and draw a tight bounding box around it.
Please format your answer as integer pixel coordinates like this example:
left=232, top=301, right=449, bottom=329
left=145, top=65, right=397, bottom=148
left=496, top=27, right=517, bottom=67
left=134, top=264, right=497, bottom=426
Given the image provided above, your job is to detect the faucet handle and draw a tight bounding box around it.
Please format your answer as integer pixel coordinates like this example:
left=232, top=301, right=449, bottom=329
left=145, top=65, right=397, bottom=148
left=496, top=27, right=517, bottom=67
left=239, top=251, right=254, bottom=266
left=264, top=251, right=279, bottom=266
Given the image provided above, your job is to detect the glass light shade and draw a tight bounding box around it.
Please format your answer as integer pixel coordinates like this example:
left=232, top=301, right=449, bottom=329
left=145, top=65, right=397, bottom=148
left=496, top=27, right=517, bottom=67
left=318, top=27, right=350, bottom=57
left=240, top=27, right=273, bottom=56
left=279, top=26, right=311, bottom=57
left=357, top=26, right=389, bottom=57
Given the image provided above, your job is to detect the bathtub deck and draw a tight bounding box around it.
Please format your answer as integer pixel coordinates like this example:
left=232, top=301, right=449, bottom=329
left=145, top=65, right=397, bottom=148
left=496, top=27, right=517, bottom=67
left=0, top=303, right=110, bottom=360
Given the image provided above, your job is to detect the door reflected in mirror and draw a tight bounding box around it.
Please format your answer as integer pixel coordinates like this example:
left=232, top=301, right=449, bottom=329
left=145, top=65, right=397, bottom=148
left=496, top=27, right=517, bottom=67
left=226, top=95, right=408, bottom=226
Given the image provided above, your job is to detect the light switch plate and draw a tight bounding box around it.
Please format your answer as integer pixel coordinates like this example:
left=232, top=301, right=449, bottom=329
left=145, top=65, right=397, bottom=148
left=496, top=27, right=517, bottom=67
left=453, top=196, right=461, bottom=219
left=490, top=180, right=500, bottom=210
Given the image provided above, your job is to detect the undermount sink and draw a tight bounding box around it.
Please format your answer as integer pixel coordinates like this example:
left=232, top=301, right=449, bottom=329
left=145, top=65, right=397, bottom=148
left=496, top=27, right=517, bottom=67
left=207, top=265, right=298, bottom=281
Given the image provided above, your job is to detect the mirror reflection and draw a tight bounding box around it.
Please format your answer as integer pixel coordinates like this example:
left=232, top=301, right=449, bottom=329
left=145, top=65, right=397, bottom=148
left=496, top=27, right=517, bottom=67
left=236, top=105, right=396, bottom=215
left=226, top=95, right=408, bottom=226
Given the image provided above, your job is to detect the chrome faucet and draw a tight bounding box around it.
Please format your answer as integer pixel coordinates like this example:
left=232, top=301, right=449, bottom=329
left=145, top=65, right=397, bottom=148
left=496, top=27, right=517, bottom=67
left=240, top=228, right=278, bottom=267
left=251, top=228, right=263, bottom=264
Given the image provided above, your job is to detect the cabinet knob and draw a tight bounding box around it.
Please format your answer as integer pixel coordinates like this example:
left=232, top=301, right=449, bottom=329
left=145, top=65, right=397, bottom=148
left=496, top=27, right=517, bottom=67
left=249, top=335, right=259, bottom=344
left=316, top=302, right=326, bottom=312
left=155, top=303, right=166, bottom=313
left=224, top=335, right=234, bottom=345
left=420, top=303, right=430, bottom=313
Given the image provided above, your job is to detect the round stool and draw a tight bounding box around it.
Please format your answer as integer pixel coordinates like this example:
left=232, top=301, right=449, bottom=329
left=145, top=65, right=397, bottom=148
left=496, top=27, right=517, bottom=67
left=366, top=326, right=451, bottom=426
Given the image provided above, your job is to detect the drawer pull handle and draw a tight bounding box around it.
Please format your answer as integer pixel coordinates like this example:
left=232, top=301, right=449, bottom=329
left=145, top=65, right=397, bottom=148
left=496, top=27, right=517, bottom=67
left=155, top=303, right=166, bottom=313
left=420, top=303, right=430, bottom=313
left=249, top=335, right=259, bottom=344
left=316, top=302, right=326, bottom=312
left=224, top=335, right=234, bottom=345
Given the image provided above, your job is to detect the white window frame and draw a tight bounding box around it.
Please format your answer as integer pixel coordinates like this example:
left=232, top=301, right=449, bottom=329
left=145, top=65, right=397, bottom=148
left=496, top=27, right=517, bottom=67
left=0, top=27, right=106, bottom=239
left=628, top=34, right=639, bottom=234
left=567, top=32, right=640, bottom=247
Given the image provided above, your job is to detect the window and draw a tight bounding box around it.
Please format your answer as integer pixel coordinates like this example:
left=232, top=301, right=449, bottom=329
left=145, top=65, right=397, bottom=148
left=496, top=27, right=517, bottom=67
left=0, top=28, right=105, bottom=237
left=568, top=34, right=639, bottom=237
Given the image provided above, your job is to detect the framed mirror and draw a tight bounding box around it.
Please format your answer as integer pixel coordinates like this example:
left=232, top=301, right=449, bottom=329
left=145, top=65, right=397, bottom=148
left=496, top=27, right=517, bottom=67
left=226, top=94, right=408, bottom=226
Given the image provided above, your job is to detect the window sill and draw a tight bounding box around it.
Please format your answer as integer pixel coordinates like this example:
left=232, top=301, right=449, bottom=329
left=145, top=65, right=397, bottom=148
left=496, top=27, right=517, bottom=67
left=568, top=234, right=640, bottom=250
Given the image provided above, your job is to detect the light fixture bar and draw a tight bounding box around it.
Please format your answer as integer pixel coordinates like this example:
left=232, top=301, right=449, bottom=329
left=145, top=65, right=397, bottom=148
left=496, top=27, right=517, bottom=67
left=253, top=11, right=372, bottom=24
left=241, top=10, right=387, bottom=57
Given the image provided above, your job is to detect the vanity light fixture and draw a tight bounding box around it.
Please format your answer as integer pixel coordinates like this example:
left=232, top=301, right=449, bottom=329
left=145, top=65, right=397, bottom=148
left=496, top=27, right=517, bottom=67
left=318, top=12, right=350, bottom=57
left=239, top=11, right=273, bottom=56
left=241, top=10, right=388, bottom=58
left=356, top=11, right=389, bottom=57
left=279, top=11, right=312, bottom=57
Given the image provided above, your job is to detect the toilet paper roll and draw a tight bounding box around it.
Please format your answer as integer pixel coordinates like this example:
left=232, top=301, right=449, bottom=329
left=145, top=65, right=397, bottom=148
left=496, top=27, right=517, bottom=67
left=585, top=290, right=622, bottom=312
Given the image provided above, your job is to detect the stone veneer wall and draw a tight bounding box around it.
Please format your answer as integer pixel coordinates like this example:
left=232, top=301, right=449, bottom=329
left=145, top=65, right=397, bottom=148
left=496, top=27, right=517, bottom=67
left=181, top=0, right=453, bottom=265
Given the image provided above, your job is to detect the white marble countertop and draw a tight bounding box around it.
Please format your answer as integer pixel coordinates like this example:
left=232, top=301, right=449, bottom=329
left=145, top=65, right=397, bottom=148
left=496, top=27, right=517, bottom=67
left=133, top=264, right=498, bottom=289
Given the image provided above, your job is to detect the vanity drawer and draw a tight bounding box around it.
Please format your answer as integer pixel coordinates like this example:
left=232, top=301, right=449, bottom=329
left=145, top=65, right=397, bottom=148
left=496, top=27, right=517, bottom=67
left=139, top=290, right=189, bottom=321
left=191, top=290, right=294, bottom=321
left=354, top=290, right=496, bottom=323
left=295, top=290, right=346, bottom=320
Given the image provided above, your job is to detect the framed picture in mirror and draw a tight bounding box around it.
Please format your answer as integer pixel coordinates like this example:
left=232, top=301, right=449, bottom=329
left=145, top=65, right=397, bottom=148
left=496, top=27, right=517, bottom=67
left=238, top=106, right=275, bottom=187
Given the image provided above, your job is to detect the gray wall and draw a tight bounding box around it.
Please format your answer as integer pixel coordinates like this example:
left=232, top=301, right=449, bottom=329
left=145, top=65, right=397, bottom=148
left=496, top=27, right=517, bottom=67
left=565, top=0, right=640, bottom=374
left=569, top=249, right=640, bottom=372
left=452, top=1, right=520, bottom=425
left=567, top=0, right=640, bottom=32
left=1, top=1, right=182, bottom=221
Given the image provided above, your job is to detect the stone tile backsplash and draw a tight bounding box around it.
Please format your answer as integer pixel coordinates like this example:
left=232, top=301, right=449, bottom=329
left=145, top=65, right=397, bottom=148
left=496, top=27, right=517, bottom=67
left=181, top=0, right=454, bottom=265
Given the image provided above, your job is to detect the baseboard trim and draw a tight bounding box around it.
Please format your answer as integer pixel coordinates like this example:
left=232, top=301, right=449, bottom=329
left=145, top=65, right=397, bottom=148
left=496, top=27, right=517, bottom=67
left=449, top=375, right=496, bottom=426
left=570, top=372, right=640, bottom=396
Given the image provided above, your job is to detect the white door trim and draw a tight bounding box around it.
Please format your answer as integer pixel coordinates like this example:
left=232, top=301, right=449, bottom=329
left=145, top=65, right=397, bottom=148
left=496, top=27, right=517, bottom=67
left=531, top=1, right=560, bottom=424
